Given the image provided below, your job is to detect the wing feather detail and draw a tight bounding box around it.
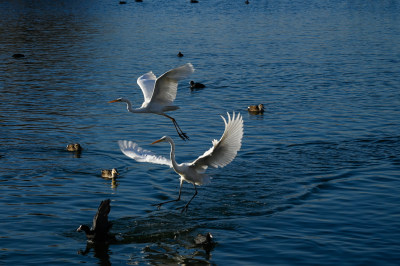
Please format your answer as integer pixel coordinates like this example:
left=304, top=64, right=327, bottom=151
left=191, top=112, right=243, bottom=171
left=137, top=71, right=157, bottom=104
left=150, top=63, right=194, bottom=106
left=118, top=140, right=172, bottom=167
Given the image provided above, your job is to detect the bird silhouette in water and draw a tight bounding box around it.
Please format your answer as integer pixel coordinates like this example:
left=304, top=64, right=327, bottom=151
left=12, top=53, right=25, bottom=58
left=77, top=199, right=114, bottom=243
left=190, top=80, right=206, bottom=90
left=195, top=232, right=216, bottom=251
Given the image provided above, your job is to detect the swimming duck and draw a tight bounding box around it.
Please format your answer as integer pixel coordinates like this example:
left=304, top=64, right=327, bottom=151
left=190, top=80, right=206, bottom=90
left=101, top=168, right=119, bottom=179
left=247, top=104, right=264, bottom=114
left=77, top=199, right=114, bottom=243
left=190, top=0, right=199, bottom=3
left=66, top=143, right=82, bottom=152
left=194, top=232, right=215, bottom=252
left=177, top=51, right=184, bottom=57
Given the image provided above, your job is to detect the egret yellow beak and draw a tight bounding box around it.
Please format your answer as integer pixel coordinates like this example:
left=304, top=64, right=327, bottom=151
left=108, top=99, right=120, bottom=103
left=151, top=139, right=164, bottom=145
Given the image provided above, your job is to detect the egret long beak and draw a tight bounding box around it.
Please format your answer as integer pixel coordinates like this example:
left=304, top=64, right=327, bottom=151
left=151, top=139, right=164, bottom=145
left=108, top=99, right=120, bottom=103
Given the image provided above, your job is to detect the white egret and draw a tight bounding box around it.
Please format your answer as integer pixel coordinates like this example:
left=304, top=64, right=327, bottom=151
left=118, top=112, right=244, bottom=212
left=109, top=63, right=195, bottom=140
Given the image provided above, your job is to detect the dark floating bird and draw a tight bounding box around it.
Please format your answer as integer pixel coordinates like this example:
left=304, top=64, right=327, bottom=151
left=101, top=168, right=119, bottom=179
left=194, top=232, right=216, bottom=253
left=245, top=0, right=250, bottom=4
left=12, top=53, right=25, bottom=58
left=190, top=0, right=199, bottom=3
left=77, top=199, right=114, bottom=243
left=247, top=104, right=264, bottom=114
left=177, top=51, right=184, bottom=57
left=119, top=1, right=127, bottom=4
left=190, top=80, right=206, bottom=90
left=66, top=143, right=82, bottom=152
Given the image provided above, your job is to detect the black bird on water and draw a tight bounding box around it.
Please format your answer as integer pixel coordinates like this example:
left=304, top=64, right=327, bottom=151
left=77, top=199, right=114, bottom=243
left=194, top=232, right=216, bottom=253
left=12, top=53, right=25, bottom=58
left=190, top=80, right=206, bottom=90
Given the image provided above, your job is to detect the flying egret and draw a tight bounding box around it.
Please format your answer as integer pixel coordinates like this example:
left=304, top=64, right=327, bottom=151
left=118, top=112, right=244, bottom=212
left=109, top=63, right=194, bottom=140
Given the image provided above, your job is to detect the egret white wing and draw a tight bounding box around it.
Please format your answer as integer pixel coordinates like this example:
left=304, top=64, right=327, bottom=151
left=137, top=71, right=157, bottom=104
left=191, top=112, right=243, bottom=171
left=118, top=140, right=172, bottom=167
left=150, top=63, right=194, bottom=106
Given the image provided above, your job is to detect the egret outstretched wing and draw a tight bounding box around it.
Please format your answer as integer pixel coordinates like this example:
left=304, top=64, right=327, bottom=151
left=150, top=63, right=194, bottom=106
left=118, top=140, right=172, bottom=167
left=191, top=112, right=243, bottom=171
left=137, top=71, right=157, bottom=104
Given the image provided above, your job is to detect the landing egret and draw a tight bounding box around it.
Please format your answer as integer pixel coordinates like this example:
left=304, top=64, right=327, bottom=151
left=190, top=80, right=206, bottom=90
left=109, top=63, right=194, bottom=140
left=101, top=168, right=119, bottom=179
left=247, top=104, right=264, bottom=114
left=118, top=112, right=243, bottom=212
left=77, top=199, right=113, bottom=243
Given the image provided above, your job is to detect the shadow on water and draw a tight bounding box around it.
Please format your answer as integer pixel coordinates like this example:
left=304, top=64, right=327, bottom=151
left=76, top=211, right=218, bottom=265
left=78, top=242, right=112, bottom=266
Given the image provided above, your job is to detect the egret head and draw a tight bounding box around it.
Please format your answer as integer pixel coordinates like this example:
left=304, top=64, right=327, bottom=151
left=108, top=98, right=123, bottom=103
left=151, top=136, right=169, bottom=145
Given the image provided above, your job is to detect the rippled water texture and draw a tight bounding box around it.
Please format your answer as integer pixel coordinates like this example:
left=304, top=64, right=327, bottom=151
left=1, top=0, right=400, bottom=265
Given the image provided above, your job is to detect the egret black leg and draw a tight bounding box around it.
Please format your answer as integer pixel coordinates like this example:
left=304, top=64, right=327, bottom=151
left=162, top=114, right=189, bottom=140
left=152, top=180, right=183, bottom=210
left=177, top=184, right=198, bottom=213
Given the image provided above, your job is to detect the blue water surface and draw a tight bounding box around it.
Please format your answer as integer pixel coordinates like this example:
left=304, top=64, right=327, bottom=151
left=1, top=0, right=400, bottom=265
